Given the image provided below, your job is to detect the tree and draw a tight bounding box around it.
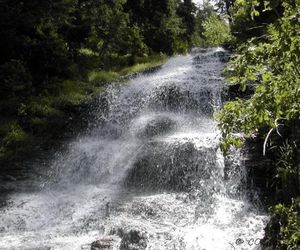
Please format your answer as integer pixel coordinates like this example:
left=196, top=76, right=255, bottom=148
left=228, top=0, right=287, bottom=42
left=215, top=0, right=235, bottom=22
left=0, top=0, right=74, bottom=93
left=202, top=13, right=232, bottom=47
left=176, top=0, right=197, bottom=45
left=125, top=0, right=186, bottom=54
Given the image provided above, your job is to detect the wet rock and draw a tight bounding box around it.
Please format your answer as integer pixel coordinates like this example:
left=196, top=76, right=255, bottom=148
left=193, top=54, right=206, bottom=63
left=2, top=175, right=17, bottom=182
left=91, top=237, right=115, bottom=250
left=227, top=84, right=254, bottom=100
left=137, top=115, right=176, bottom=139
left=119, top=229, right=147, bottom=250
left=131, top=202, right=157, bottom=217
left=213, top=50, right=231, bottom=62
left=191, top=48, right=208, bottom=54
left=149, top=84, right=216, bottom=115
left=192, top=48, right=230, bottom=63
left=125, top=140, right=218, bottom=191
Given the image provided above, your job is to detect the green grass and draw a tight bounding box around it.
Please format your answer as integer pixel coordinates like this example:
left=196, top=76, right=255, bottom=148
left=88, top=71, right=119, bottom=83
left=0, top=123, right=32, bottom=160
left=87, top=53, right=167, bottom=84
left=119, top=54, right=167, bottom=75
left=79, top=48, right=99, bottom=57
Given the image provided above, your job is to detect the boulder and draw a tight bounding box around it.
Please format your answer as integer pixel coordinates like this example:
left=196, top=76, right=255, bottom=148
left=137, top=115, right=176, bottom=139
left=119, top=229, right=147, bottom=250
left=125, top=140, right=217, bottom=192
left=91, top=238, right=115, bottom=250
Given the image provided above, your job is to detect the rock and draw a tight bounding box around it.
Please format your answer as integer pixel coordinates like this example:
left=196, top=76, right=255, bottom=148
left=191, top=48, right=208, bottom=54
left=125, top=140, right=217, bottom=191
left=213, top=50, right=231, bottom=62
left=91, top=238, right=115, bottom=250
left=137, top=115, right=176, bottom=139
left=119, top=229, right=147, bottom=250
left=227, top=84, right=254, bottom=100
left=2, top=175, right=17, bottom=182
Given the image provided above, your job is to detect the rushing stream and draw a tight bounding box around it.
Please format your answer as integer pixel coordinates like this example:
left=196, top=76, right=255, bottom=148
left=0, top=48, right=268, bottom=250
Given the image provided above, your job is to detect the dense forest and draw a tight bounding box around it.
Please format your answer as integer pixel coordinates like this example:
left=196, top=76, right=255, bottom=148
left=0, top=0, right=299, bottom=249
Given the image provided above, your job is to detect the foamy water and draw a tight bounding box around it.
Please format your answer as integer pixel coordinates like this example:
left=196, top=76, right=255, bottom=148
left=0, top=48, right=268, bottom=250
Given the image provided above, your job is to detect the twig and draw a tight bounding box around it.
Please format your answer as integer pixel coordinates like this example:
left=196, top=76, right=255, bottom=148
left=263, top=128, right=274, bottom=156
left=263, top=118, right=286, bottom=155
left=275, top=118, right=283, bottom=137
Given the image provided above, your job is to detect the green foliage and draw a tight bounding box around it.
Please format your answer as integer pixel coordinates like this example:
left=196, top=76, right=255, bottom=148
left=276, top=141, right=300, bottom=203
left=217, top=0, right=300, bottom=151
left=228, top=0, right=287, bottom=42
left=177, top=0, right=198, bottom=46
left=203, top=13, right=233, bottom=47
left=263, top=198, right=300, bottom=249
left=119, top=54, right=167, bottom=75
left=88, top=71, right=119, bottom=83
left=1, top=123, right=29, bottom=148
left=57, top=80, right=93, bottom=106
left=125, top=0, right=202, bottom=54
left=0, top=60, right=32, bottom=97
left=88, top=54, right=167, bottom=83
left=22, top=99, right=59, bottom=118
left=192, top=1, right=233, bottom=48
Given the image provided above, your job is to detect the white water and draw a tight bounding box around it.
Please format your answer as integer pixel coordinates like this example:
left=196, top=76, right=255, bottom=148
left=0, top=48, right=268, bottom=250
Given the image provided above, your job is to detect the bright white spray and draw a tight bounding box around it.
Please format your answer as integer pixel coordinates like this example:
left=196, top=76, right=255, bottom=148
left=0, top=48, right=268, bottom=250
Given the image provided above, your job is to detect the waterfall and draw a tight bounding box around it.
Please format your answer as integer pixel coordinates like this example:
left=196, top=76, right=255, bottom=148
left=0, top=48, right=268, bottom=250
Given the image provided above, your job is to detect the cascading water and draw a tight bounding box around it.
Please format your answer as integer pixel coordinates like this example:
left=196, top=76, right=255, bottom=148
left=0, top=48, right=268, bottom=250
